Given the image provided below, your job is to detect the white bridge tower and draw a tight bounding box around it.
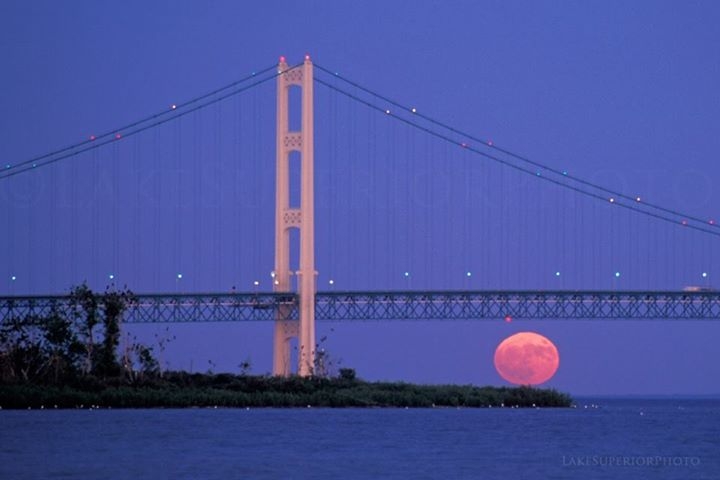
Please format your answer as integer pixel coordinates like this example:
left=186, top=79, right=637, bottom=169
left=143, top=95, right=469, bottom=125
left=273, top=56, right=316, bottom=377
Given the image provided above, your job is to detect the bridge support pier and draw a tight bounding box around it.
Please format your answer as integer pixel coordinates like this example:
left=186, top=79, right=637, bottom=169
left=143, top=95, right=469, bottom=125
left=273, top=56, right=316, bottom=377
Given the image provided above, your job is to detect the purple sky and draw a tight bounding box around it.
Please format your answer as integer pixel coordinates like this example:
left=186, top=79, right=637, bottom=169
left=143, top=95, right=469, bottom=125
left=2, top=1, right=720, bottom=395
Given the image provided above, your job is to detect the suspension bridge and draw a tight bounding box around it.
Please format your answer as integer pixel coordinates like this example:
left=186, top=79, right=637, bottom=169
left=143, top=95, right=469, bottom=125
left=2, top=56, right=719, bottom=376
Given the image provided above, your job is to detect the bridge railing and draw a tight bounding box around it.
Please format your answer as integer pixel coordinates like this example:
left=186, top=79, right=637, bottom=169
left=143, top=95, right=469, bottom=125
left=314, top=291, right=720, bottom=321
left=126, top=293, right=298, bottom=323
left=2, top=291, right=719, bottom=324
left=0, top=292, right=299, bottom=325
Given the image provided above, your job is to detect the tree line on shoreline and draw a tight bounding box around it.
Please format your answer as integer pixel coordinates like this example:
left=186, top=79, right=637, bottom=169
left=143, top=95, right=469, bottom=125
left=0, top=284, right=157, bottom=386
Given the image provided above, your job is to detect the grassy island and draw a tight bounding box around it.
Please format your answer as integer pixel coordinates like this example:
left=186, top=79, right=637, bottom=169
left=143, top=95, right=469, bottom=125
left=1, top=284, right=571, bottom=409
left=0, top=371, right=572, bottom=409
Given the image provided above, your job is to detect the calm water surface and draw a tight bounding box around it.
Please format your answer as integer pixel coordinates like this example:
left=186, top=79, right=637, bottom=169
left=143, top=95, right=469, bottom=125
left=1, top=398, right=718, bottom=479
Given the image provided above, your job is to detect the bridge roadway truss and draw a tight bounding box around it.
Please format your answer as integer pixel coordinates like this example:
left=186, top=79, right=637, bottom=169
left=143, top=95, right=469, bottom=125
left=2, top=291, right=720, bottom=325
left=314, top=291, right=720, bottom=320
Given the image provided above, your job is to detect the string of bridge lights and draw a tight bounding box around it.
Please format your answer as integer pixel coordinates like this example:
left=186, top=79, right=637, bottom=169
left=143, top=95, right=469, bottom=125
left=313, top=63, right=719, bottom=238
left=6, top=269, right=712, bottom=291
left=4, top=269, right=701, bottom=288
left=0, top=63, right=295, bottom=181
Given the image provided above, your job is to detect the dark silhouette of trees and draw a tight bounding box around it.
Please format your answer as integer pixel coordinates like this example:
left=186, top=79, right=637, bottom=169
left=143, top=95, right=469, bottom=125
left=95, top=287, right=134, bottom=376
left=0, top=283, right=139, bottom=384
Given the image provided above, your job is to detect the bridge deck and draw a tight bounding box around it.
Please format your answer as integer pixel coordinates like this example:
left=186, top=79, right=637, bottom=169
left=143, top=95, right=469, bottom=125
left=2, top=291, right=720, bottom=324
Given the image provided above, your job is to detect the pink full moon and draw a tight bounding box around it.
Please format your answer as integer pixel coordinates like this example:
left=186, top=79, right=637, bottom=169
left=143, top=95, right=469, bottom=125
left=494, top=331, right=560, bottom=385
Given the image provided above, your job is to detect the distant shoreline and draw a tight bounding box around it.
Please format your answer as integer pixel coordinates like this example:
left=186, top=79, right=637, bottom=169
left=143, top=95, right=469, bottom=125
left=0, top=372, right=572, bottom=409
left=573, top=394, right=720, bottom=401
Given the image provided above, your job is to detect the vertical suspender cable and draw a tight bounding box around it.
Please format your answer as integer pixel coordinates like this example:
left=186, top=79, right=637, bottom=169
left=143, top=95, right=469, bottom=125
left=215, top=101, right=222, bottom=290
left=113, top=139, right=120, bottom=289
left=92, top=148, right=99, bottom=290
